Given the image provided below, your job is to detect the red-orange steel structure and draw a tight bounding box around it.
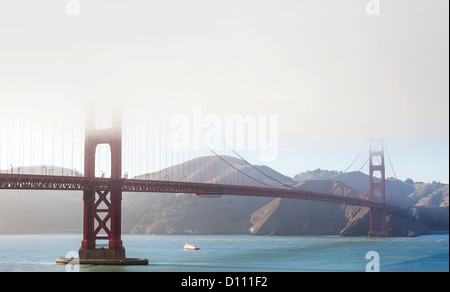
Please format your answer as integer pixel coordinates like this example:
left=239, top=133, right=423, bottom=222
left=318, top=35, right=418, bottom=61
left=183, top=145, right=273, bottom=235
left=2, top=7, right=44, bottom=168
left=368, top=139, right=388, bottom=237
left=0, top=114, right=410, bottom=263
left=79, top=108, right=125, bottom=261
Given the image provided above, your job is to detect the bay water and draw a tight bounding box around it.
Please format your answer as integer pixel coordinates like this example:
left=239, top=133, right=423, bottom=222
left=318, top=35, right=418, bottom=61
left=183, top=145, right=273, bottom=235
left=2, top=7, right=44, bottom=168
left=0, top=234, right=448, bottom=272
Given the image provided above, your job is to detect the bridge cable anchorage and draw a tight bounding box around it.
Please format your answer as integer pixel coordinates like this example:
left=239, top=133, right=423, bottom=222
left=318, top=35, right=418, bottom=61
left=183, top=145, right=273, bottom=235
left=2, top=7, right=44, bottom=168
left=215, top=135, right=296, bottom=190
left=197, top=138, right=274, bottom=188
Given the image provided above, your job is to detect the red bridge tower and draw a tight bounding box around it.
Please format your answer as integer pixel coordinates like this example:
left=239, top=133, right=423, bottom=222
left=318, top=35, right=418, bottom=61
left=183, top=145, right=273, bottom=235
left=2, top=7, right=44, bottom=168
left=78, top=108, right=147, bottom=264
left=368, top=139, right=388, bottom=237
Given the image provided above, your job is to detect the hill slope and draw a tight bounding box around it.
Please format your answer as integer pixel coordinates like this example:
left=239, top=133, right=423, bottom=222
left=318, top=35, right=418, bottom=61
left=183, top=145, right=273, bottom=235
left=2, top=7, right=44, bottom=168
left=248, top=180, right=368, bottom=235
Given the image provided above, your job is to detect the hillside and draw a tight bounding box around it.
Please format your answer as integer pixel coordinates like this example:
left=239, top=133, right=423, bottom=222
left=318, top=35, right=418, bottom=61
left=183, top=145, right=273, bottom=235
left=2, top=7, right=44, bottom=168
left=133, top=155, right=294, bottom=187
left=0, top=190, right=82, bottom=234
left=248, top=180, right=368, bottom=235
left=294, top=169, right=448, bottom=208
left=409, top=183, right=448, bottom=207
left=123, top=193, right=271, bottom=235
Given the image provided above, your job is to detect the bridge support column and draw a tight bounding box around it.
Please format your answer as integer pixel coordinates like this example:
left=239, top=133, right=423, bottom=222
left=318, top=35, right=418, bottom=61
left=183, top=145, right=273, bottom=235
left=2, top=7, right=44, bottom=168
left=368, top=139, right=388, bottom=237
left=76, top=108, right=147, bottom=265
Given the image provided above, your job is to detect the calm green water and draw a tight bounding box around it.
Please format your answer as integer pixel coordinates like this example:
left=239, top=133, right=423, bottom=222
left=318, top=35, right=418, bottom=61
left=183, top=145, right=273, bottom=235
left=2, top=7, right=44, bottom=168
left=0, top=234, right=448, bottom=272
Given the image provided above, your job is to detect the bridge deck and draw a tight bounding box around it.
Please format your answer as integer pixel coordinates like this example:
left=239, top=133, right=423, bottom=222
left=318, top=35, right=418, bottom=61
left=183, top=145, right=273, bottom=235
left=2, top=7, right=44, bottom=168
left=0, top=174, right=408, bottom=213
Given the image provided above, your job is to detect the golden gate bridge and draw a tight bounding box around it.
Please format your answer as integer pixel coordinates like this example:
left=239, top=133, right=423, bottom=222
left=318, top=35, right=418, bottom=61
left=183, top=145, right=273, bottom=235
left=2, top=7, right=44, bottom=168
left=0, top=107, right=409, bottom=265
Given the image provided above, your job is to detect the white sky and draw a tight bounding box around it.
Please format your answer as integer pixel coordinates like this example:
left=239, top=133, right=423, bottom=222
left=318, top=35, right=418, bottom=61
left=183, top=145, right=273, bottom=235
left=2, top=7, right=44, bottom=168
left=0, top=0, right=448, bottom=183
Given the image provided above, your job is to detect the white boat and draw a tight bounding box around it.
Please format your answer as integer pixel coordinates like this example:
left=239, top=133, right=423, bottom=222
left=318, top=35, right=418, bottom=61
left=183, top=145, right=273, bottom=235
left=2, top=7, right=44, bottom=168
left=184, top=243, right=200, bottom=250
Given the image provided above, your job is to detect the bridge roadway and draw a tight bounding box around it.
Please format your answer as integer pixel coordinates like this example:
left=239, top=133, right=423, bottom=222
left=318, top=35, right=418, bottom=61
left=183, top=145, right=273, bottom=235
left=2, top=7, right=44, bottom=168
left=0, top=173, right=408, bottom=213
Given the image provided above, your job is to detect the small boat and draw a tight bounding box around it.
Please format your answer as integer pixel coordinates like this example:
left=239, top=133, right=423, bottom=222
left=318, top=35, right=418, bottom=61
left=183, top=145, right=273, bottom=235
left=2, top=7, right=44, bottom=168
left=184, top=243, right=200, bottom=250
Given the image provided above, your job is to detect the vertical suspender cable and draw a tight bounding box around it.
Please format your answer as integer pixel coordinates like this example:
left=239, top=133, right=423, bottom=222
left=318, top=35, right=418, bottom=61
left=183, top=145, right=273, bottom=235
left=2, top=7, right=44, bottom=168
left=30, top=110, right=34, bottom=174
left=62, top=114, right=65, bottom=176
left=42, top=111, right=45, bottom=173
left=52, top=113, right=55, bottom=175
left=71, top=115, right=74, bottom=176
left=160, top=118, right=163, bottom=180
left=139, top=116, right=141, bottom=178
left=165, top=120, right=168, bottom=180
left=18, top=110, right=21, bottom=173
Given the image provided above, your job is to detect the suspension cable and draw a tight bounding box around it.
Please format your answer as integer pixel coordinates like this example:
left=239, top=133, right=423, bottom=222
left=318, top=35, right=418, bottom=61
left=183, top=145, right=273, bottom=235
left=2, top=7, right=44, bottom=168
left=198, top=138, right=273, bottom=188
left=216, top=135, right=295, bottom=189
left=342, top=158, right=369, bottom=185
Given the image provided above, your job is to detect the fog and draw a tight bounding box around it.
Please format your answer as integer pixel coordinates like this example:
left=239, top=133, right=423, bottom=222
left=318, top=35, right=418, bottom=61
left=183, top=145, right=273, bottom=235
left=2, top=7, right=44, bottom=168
left=0, top=0, right=448, bottom=183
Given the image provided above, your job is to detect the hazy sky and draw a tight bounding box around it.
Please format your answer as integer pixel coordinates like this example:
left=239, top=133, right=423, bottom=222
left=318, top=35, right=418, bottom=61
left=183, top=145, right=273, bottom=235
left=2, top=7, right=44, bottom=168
left=0, top=0, right=448, bottom=183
